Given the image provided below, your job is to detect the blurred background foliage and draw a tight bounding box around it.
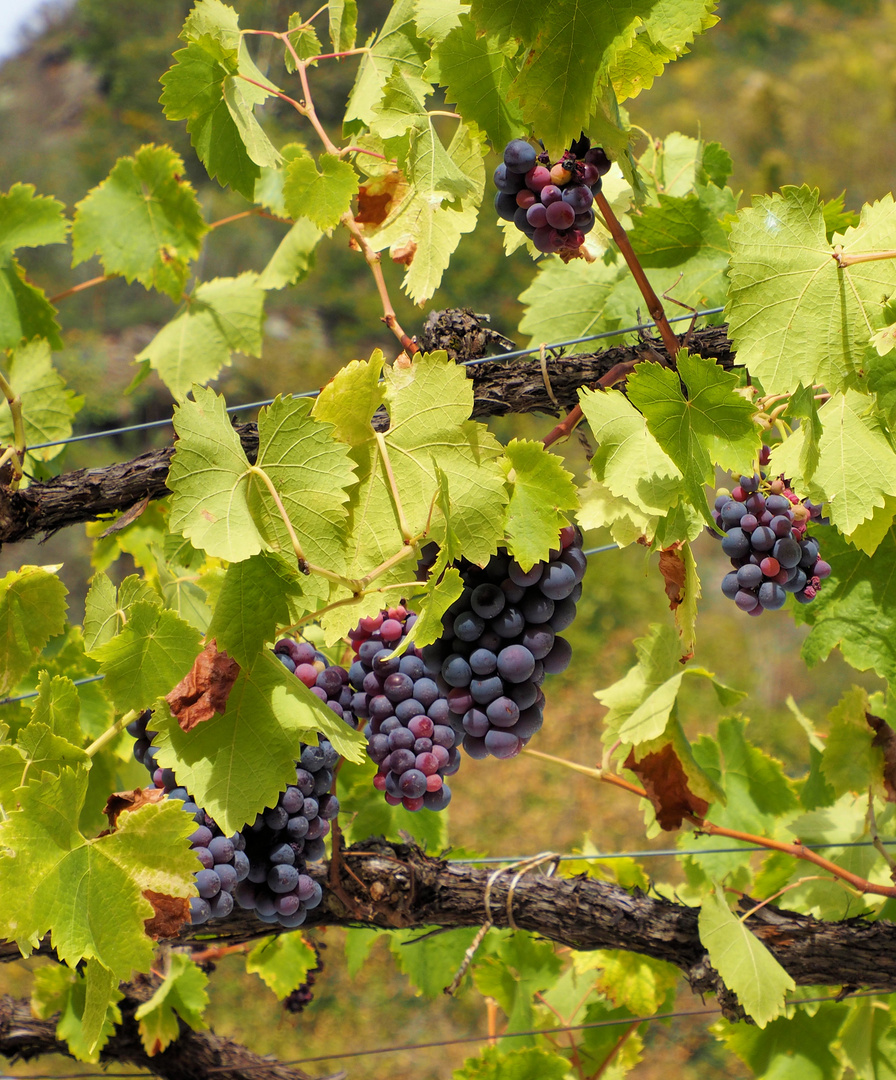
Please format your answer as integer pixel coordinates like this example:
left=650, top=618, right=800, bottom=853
left=0, top=1, right=890, bottom=1077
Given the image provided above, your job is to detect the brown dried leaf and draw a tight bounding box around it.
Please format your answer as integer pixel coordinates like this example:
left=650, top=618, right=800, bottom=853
left=625, top=744, right=709, bottom=830
left=868, top=713, right=896, bottom=801
left=658, top=543, right=686, bottom=610
left=355, top=170, right=407, bottom=227
left=144, top=890, right=191, bottom=939
left=102, top=786, right=166, bottom=832
left=390, top=238, right=417, bottom=266
left=99, top=496, right=151, bottom=537
left=166, top=639, right=240, bottom=732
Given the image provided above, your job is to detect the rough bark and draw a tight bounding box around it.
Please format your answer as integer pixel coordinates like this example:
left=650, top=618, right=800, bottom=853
left=0, top=988, right=327, bottom=1080
left=3, top=838, right=892, bottom=1076
left=0, top=322, right=734, bottom=546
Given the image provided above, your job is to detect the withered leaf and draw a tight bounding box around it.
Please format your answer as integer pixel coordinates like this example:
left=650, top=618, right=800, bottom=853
left=390, top=238, right=417, bottom=266
left=625, top=744, right=710, bottom=830
left=102, top=786, right=166, bottom=832
left=658, top=543, right=686, bottom=610
left=144, top=890, right=191, bottom=939
left=355, top=170, right=407, bottom=227
left=868, top=713, right=896, bottom=801
left=166, top=639, right=240, bottom=732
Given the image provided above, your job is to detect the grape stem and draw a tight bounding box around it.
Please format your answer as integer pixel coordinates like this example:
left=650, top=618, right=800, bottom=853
left=524, top=748, right=896, bottom=899
left=85, top=710, right=138, bottom=759
left=593, top=191, right=681, bottom=358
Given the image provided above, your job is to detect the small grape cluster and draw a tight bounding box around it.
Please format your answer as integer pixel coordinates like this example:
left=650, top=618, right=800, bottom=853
left=713, top=459, right=831, bottom=615
left=348, top=604, right=459, bottom=813
left=494, top=135, right=611, bottom=257
left=420, top=526, right=585, bottom=761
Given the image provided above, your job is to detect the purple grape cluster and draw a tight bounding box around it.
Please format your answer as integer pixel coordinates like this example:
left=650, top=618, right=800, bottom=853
left=347, top=605, right=460, bottom=813
left=130, top=644, right=347, bottom=928
left=713, top=462, right=831, bottom=615
left=494, top=135, right=611, bottom=257
left=420, top=526, right=585, bottom=761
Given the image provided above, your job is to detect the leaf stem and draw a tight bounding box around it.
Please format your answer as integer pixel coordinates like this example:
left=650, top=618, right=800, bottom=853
left=374, top=430, right=412, bottom=543
left=85, top=710, right=138, bottom=758
left=48, top=274, right=111, bottom=304
left=832, top=246, right=896, bottom=267
left=246, top=464, right=309, bottom=571
left=357, top=545, right=418, bottom=589
left=208, top=209, right=292, bottom=230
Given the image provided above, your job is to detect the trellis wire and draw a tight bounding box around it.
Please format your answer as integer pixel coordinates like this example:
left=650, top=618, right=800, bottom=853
left=26, top=307, right=725, bottom=451
left=6, top=990, right=883, bottom=1079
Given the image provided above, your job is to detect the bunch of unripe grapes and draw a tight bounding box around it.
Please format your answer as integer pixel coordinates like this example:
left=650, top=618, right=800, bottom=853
left=494, top=135, right=610, bottom=256
left=713, top=460, right=830, bottom=614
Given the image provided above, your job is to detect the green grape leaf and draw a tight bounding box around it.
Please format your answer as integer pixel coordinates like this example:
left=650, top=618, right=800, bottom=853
left=0, top=183, right=68, bottom=259
left=837, top=998, right=896, bottom=1080
left=134, top=953, right=209, bottom=1055
left=0, top=768, right=197, bottom=977
left=344, top=0, right=431, bottom=128
left=607, top=0, right=718, bottom=100
left=594, top=623, right=681, bottom=736
left=136, top=273, right=265, bottom=401
left=414, top=0, right=467, bottom=41
left=16, top=721, right=89, bottom=784
left=727, top=188, right=896, bottom=395
left=795, top=527, right=896, bottom=684
left=820, top=686, right=881, bottom=797
left=0, top=339, right=82, bottom=463
left=282, top=152, right=359, bottom=230
left=627, top=353, right=759, bottom=519
left=0, top=258, right=62, bottom=349
left=245, top=933, right=317, bottom=999
left=579, top=386, right=683, bottom=517
left=336, top=755, right=448, bottom=850
left=160, top=32, right=278, bottom=200
left=591, top=951, right=680, bottom=1015
left=328, top=0, right=357, bottom=51
left=167, top=385, right=261, bottom=561
left=152, top=650, right=364, bottom=835
left=30, top=672, right=83, bottom=746
left=257, top=218, right=322, bottom=289
left=453, top=1046, right=570, bottom=1080
left=721, top=1002, right=847, bottom=1080
left=181, top=0, right=242, bottom=45
left=205, top=553, right=306, bottom=666
left=629, top=186, right=735, bottom=271
left=254, top=144, right=308, bottom=218
left=389, top=926, right=481, bottom=999
left=249, top=395, right=357, bottom=575
left=784, top=383, right=822, bottom=482
left=89, top=601, right=202, bottom=713
left=71, top=145, right=207, bottom=302
left=770, top=391, right=896, bottom=539
left=425, top=18, right=526, bottom=149
left=0, top=565, right=68, bottom=695
left=501, top=440, right=578, bottom=572
left=31, top=961, right=122, bottom=1063
left=400, top=565, right=465, bottom=652
left=366, top=118, right=484, bottom=303
left=314, top=351, right=506, bottom=608
left=698, top=884, right=795, bottom=1027
left=284, top=15, right=322, bottom=72
left=83, top=572, right=158, bottom=655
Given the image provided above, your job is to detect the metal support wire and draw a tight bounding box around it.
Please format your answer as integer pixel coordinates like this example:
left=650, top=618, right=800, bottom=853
left=26, top=307, right=725, bottom=451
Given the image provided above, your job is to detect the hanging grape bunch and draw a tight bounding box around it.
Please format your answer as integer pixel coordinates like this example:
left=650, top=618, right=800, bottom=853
left=713, top=448, right=830, bottom=615
left=493, top=134, right=611, bottom=257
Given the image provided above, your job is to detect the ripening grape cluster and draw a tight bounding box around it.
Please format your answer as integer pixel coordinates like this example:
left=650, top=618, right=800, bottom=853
left=348, top=604, right=460, bottom=813
left=131, top=640, right=345, bottom=929
left=713, top=456, right=831, bottom=615
left=129, top=530, right=587, bottom=925
left=419, top=525, right=585, bottom=760
left=494, top=135, right=611, bottom=257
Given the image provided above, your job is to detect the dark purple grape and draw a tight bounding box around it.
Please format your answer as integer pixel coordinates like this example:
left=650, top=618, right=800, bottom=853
left=497, top=645, right=536, bottom=683
left=504, top=139, right=536, bottom=174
